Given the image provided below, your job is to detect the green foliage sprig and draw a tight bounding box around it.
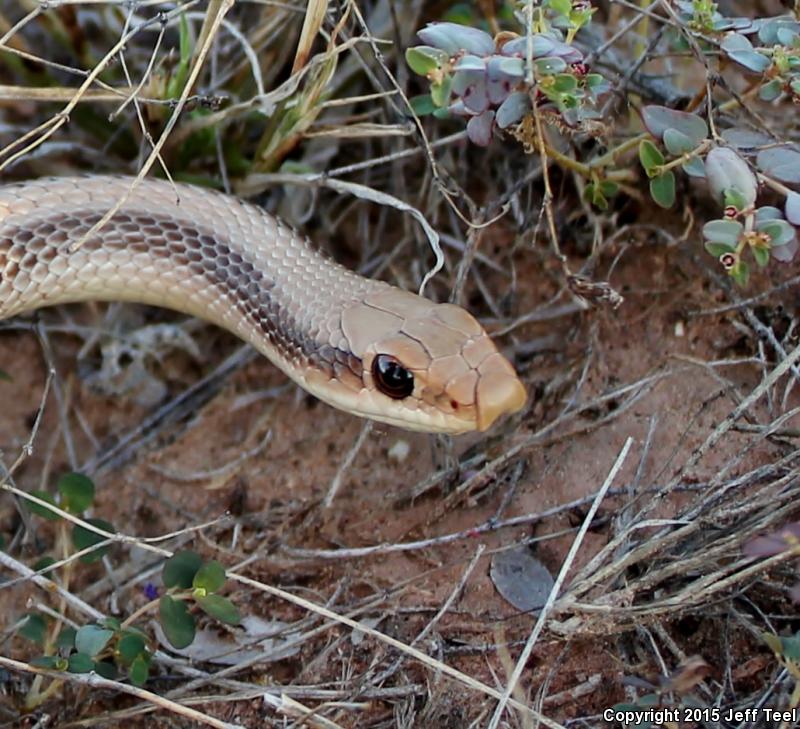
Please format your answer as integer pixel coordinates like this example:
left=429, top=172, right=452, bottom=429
left=406, top=0, right=800, bottom=286
left=12, top=473, right=240, bottom=706
left=406, top=0, right=606, bottom=146
left=638, top=106, right=798, bottom=285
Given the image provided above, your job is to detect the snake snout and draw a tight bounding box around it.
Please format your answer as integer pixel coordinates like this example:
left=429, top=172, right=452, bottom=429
left=475, top=353, right=527, bottom=431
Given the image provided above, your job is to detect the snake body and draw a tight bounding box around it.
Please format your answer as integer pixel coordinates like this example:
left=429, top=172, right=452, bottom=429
left=0, top=176, right=526, bottom=433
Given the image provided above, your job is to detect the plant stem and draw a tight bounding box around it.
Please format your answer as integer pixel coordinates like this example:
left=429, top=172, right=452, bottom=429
left=120, top=597, right=162, bottom=630
left=590, top=132, right=650, bottom=169
left=658, top=139, right=713, bottom=173
left=758, top=173, right=794, bottom=198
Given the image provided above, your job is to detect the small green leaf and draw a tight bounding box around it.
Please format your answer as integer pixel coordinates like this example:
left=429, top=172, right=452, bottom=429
left=641, top=106, right=708, bottom=145
left=75, top=625, right=114, bottom=657
left=682, top=156, right=706, bottom=178
left=663, top=128, right=694, bottom=155
left=195, top=594, right=241, bottom=625
left=593, top=194, right=609, bottom=211
left=758, top=221, right=784, bottom=241
left=93, top=660, right=117, bottom=679
left=702, top=219, right=743, bottom=246
left=752, top=245, right=770, bottom=267
left=783, top=635, right=800, bottom=661
left=547, top=0, right=572, bottom=15
left=56, top=627, right=77, bottom=650
left=19, top=613, right=47, bottom=645
left=758, top=219, right=797, bottom=247
left=178, top=10, right=191, bottom=64
left=57, top=473, right=95, bottom=514
left=67, top=652, right=94, bottom=674
left=0, top=369, right=11, bottom=382
left=613, top=703, right=652, bottom=728
left=760, top=79, right=783, bottom=101
left=409, top=94, right=436, bottom=116
left=756, top=205, right=784, bottom=223
left=559, top=93, right=579, bottom=110
left=405, top=46, right=446, bottom=76
left=495, top=57, right=524, bottom=77
left=585, top=179, right=618, bottom=211
left=454, top=54, right=486, bottom=71
left=430, top=75, right=453, bottom=107
left=586, top=73, right=608, bottom=91
left=584, top=183, right=608, bottom=211
left=705, top=241, right=737, bottom=257
left=72, top=518, right=115, bottom=563
left=650, top=171, right=676, bottom=208
left=763, top=631, right=784, bottom=655
left=101, top=617, right=121, bottom=631
left=129, top=653, right=151, bottom=686
left=569, top=8, right=593, bottom=29
left=193, top=561, right=226, bottom=594
left=163, top=550, right=203, bottom=589
left=786, top=193, right=800, bottom=225
left=612, top=702, right=639, bottom=712
left=534, top=56, right=568, bottom=75
left=724, top=188, right=748, bottom=211
left=639, top=139, right=665, bottom=174
left=166, top=13, right=192, bottom=98
left=118, top=633, right=147, bottom=665
left=551, top=73, right=578, bottom=93
left=599, top=181, right=619, bottom=197
left=33, top=556, right=56, bottom=573
left=442, top=4, right=476, bottom=25
left=730, top=259, right=750, bottom=286
left=159, top=595, right=196, bottom=649
left=721, top=33, right=771, bottom=73
left=417, top=22, right=494, bottom=55
left=757, top=148, right=800, bottom=184
left=26, top=490, right=61, bottom=521
left=30, top=655, right=62, bottom=670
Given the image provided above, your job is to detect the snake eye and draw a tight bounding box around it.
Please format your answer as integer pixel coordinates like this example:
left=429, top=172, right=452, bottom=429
left=372, top=354, right=414, bottom=399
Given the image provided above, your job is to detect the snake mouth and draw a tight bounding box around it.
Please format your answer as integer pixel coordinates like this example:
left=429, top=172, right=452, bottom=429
left=475, top=355, right=528, bottom=431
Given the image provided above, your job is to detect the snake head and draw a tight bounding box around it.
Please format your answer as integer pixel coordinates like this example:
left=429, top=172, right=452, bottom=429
left=331, top=289, right=527, bottom=434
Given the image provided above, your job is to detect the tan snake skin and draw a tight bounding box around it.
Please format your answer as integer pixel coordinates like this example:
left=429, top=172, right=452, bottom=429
left=0, top=176, right=526, bottom=433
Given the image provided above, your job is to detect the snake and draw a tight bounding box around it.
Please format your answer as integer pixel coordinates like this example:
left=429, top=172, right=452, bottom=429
left=0, top=176, right=526, bottom=434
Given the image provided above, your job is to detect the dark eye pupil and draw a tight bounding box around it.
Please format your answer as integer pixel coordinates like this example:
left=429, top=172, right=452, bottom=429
left=372, top=355, right=414, bottom=399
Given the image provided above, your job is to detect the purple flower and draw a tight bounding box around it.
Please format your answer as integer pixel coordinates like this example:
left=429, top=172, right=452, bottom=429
left=143, top=583, right=159, bottom=600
